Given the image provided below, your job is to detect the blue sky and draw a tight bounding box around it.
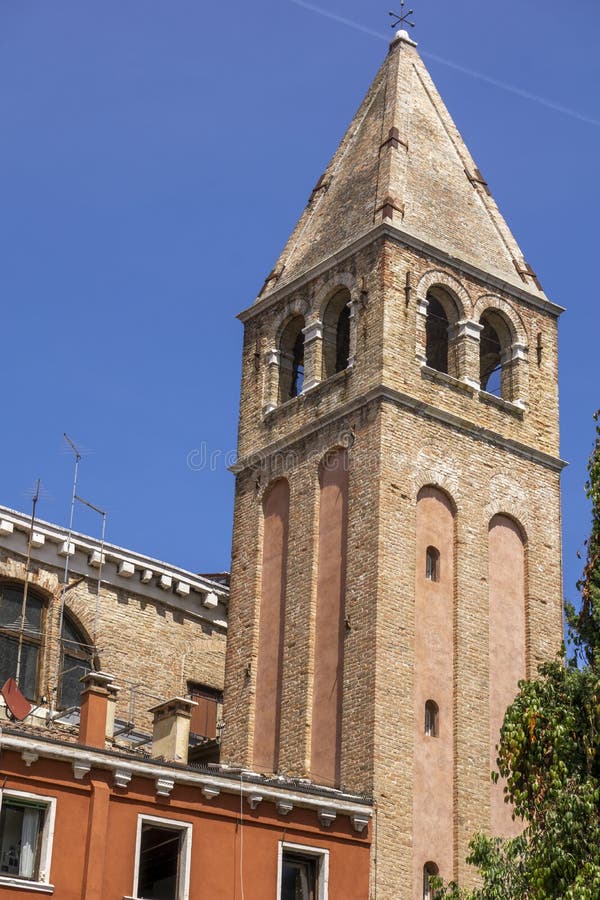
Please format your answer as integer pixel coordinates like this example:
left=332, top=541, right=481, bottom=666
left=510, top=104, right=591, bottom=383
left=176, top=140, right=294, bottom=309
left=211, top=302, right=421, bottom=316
left=1, top=1, right=598, bottom=609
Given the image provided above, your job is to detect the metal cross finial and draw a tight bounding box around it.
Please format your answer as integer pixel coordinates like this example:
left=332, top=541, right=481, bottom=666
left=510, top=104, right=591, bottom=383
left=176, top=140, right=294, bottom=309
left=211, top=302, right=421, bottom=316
left=389, top=0, right=415, bottom=29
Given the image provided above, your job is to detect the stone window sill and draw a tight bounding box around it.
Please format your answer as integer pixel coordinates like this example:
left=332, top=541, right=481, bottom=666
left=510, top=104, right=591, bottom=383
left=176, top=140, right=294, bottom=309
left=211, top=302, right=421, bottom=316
left=263, top=366, right=352, bottom=420
left=0, top=876, right=54, bottom=893
left=479, top=390, right=525, bottom=417
left=421, top=366, right=526, bottom=417
left=420, top=365, right=475, bottom=395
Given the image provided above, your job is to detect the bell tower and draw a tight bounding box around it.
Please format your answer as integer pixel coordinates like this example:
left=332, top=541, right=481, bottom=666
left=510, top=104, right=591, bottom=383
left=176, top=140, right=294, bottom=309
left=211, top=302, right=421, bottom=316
left=222, top=28, right=564, bottom=898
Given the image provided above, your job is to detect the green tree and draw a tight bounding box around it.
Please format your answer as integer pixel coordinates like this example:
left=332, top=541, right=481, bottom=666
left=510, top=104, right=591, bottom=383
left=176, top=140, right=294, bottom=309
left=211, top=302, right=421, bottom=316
left=433, top=411, right=600, bottom=900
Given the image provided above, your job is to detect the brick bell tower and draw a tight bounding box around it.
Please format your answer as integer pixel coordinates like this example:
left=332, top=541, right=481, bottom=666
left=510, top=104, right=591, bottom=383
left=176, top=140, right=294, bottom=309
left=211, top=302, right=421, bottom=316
left=221, top=27, right=564, bottom=899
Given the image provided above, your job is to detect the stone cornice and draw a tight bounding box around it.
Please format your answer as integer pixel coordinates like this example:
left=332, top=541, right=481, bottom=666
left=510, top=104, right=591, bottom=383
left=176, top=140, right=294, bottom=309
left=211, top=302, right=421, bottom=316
left=239, top=223, right=563, bottom=323
left=0, top=505, right=228, bottom=628
left=0, top=732, right=372, bottom=830
left=232, top=385, right=566, bottom=475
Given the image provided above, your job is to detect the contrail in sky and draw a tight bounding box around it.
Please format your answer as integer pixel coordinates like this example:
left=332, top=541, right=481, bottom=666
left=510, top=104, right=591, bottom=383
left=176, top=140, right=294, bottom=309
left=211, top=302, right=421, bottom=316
left=289, top=0, right=600, bottom=128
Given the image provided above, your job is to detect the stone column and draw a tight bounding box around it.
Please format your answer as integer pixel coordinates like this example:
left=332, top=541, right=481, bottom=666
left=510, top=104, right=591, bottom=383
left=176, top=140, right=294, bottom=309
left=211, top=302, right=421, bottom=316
left=502, top=342, right=528, bottom=408
left=415, top=296, right=428, bottom=367
left=263, top=349, right=280, bottom=414
left=347, top=299, right=360, bottom=369
left=452, top=319, right=483, bottom=389
left=302, top=320, right=323, bottom=391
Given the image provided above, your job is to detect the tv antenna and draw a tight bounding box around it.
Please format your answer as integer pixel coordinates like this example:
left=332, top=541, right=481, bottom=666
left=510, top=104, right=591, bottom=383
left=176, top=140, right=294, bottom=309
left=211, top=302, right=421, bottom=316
left=389, top=0, right=415, bottom=29
left=14, top=478, right=41, bottom=689
left=50, top=434, right=108, bottom=715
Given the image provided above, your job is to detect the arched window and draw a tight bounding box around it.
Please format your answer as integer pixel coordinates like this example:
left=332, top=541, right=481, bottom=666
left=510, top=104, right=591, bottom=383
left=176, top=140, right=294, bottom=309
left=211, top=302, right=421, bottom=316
left=423, top=862, right=439, bottom=900
left=322, top=288, right=351, bottom=379
left=479, top=310, right=515, bottom=399
left=425, top=546, right=440, bottom=582
left=424, top=700, right=439, bottom=737
left=425, top=289, right=458, bottom=375
left=59, top=614, right=93, bottom=709
left=0, top=582, right=44, bottom=701
left=279, top=316, right=305, bottom=402
left=479, top=314, right=502, bottom=396
left=426, top=297, right=449, bottom=373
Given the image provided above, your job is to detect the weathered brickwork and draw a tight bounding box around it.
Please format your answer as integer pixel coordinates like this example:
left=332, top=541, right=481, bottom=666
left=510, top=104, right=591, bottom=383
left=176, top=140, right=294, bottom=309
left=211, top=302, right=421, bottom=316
left=223, top=29, right=563, bottom=900
left=0, top=520, right=227, bottom=735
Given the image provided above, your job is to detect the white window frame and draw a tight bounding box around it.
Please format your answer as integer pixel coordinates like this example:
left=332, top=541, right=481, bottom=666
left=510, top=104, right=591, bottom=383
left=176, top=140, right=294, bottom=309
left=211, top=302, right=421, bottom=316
left=277, top=840, right=329, bottom=900
left=131, top=814, right=192, bottom=900
left=0, top=788, right=57, bottom=893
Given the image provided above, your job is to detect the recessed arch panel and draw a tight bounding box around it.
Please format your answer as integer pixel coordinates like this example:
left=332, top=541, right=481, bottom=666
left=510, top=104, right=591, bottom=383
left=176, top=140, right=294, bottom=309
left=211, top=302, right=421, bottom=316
left=488, top=513, right=526, bottom=837
left=253, top=478, right=290, bottom=773
left=311, top=448, right=348, bottom=787
left=413, top=485, right=455, bottom=889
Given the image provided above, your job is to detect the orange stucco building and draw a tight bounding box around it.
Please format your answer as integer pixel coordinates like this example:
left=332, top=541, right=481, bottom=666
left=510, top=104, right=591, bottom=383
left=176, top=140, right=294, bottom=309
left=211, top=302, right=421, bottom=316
left=0, top=675, right=371, bottom=898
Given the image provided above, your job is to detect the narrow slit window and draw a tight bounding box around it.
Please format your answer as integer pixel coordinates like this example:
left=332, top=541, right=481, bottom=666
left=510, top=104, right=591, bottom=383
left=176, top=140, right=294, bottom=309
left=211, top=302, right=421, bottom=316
left=425, top=547, right=440, bottom=582
left=423, top=862, right=439, bottom=900
left=424, top=700, right=439, bottom=737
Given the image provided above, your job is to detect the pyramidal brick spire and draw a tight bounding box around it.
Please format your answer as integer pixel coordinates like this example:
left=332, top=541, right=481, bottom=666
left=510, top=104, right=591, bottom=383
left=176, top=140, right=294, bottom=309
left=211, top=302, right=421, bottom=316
left=259, top=29, right=543, bottom=300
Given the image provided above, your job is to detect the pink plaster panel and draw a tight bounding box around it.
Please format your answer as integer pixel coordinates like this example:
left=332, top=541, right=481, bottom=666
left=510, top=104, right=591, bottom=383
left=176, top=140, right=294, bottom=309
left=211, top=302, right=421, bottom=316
left=413, top=486, right=455, bottom=894
left=311, top=449, right=348, bottom=787
left=488, top=514, right=526, bottom=837
left=253, top=479, right=289, bottom=772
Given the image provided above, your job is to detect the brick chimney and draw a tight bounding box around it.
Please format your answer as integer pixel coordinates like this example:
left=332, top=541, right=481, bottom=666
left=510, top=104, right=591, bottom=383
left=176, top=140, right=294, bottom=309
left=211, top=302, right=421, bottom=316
left=79, top=672, right=113, bottom=748
left=105, top=681, right=120, bottom=740
left=149, top=697, right=197, bottom=764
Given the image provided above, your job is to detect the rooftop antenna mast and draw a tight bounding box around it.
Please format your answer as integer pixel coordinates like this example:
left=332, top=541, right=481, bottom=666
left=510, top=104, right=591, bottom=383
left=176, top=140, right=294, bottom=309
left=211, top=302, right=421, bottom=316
left=15, top=479, right=41, bottom=688
left=50, top=433, right=81, bottom=716
left=75, top=493, right=106, bottom=645
left=388, top=0, right=415, bottom=29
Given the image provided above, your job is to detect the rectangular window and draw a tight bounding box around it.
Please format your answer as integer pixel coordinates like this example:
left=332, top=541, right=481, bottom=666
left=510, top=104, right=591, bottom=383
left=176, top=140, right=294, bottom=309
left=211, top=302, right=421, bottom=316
left=0, top=790, right=56, bottom=890
left=132, top=815, right=192, bottom=900
left=187, top=683, right=222, bottom=740
left=278, top=842, right=329, bottom=900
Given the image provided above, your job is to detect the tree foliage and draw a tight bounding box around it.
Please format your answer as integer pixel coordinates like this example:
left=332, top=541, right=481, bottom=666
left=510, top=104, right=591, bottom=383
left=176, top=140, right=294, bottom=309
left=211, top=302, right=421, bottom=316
left=433, top=412, right=600, bottom=900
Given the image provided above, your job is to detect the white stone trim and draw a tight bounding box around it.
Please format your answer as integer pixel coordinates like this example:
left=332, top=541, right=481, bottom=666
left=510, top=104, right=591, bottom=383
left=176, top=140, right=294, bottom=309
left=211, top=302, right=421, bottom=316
left=318, top=809, right=337, bottom=827
left=0, top=733, right=373, bottom=828
left=277, top=841, right=330, bottom=900
left=351, top=813, right=370, bottom=833
left=201, top=784, right=220, bottom=800
left=117, top=560, right=135, bottom=578
left=454, top=319, right=484, bottom=340
left=72, top=761, right=91, bottom=780
left=114, top=769, right=132, bottom=790
left=21, top=749, right=39, bottom=767
left=265, top=348, right=280, bottom=367
left=302, top=320, right=323, bottom=343
left=131, top=814, right=192, bottom=900
left=0, top=506, right=228, bottom=601
left=155, top=776, right=175, bottom=797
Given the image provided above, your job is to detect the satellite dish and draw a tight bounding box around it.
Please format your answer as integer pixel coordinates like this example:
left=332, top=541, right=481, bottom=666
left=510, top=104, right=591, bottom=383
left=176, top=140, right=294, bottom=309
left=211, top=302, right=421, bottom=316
left=1, top=677, right=32, bottom=722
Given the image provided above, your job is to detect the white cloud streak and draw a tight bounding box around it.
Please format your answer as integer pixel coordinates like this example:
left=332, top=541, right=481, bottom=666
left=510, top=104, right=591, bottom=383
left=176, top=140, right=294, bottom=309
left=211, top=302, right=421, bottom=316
left=289, top=0, right=600, bottom=128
